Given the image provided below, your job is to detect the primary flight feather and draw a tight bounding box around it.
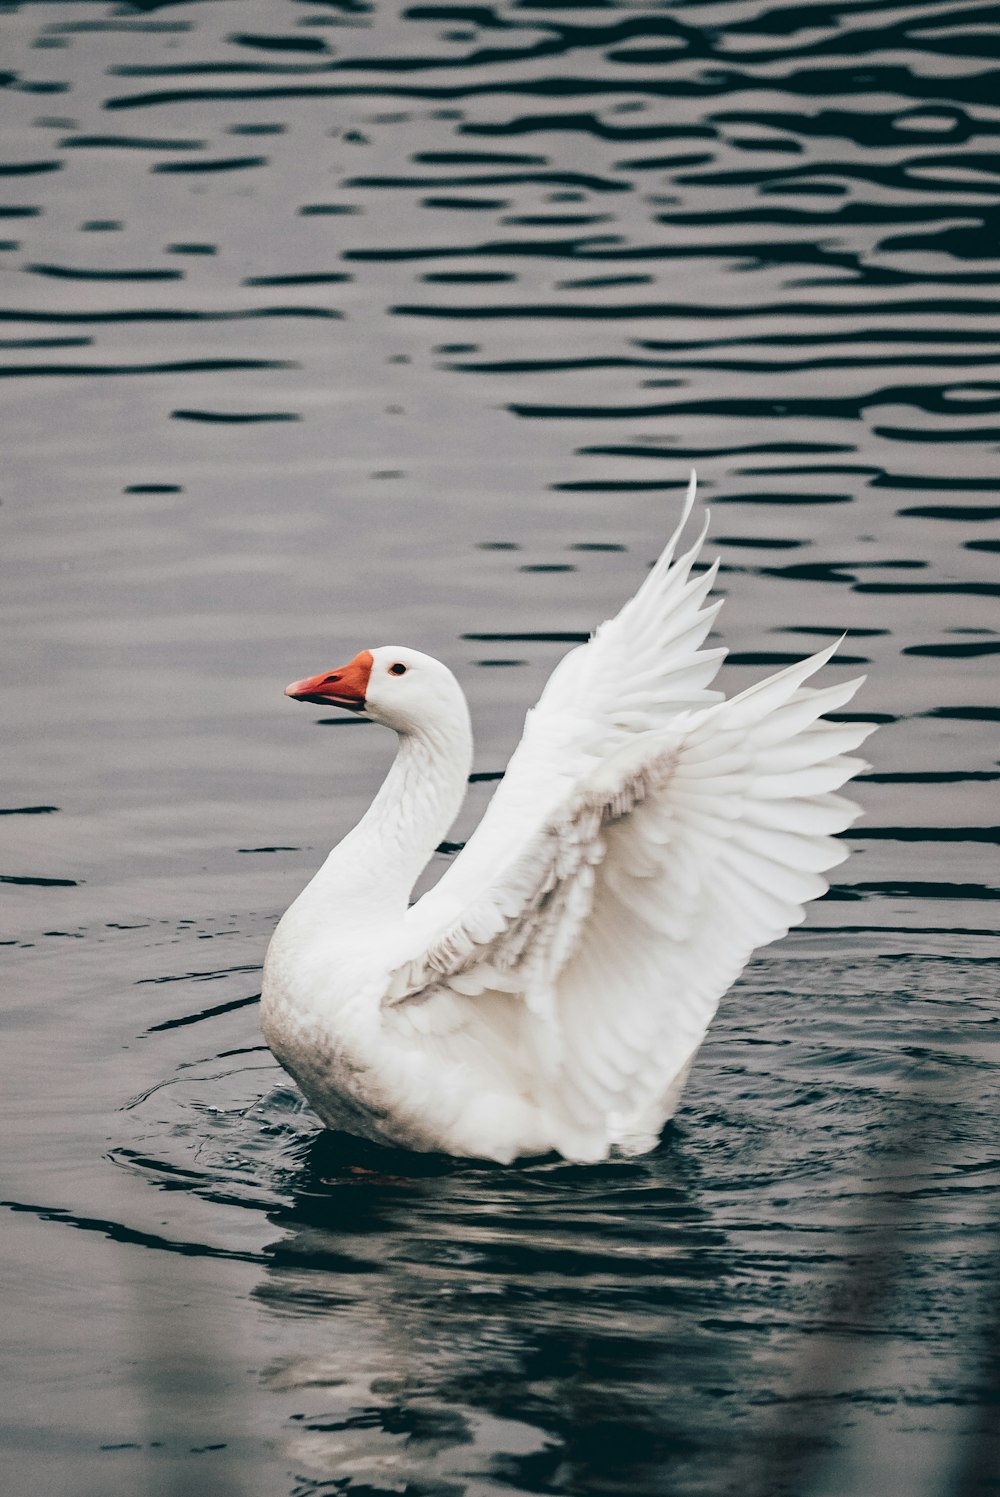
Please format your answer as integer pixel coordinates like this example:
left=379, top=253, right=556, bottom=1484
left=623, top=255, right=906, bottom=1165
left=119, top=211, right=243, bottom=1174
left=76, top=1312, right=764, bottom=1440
left=261, top=475, right=874, bottom=1162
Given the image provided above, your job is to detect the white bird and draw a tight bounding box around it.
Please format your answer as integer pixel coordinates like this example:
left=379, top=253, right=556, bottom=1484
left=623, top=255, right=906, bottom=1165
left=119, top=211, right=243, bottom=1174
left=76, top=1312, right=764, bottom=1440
left=261, top=475, right=874, bottom=1163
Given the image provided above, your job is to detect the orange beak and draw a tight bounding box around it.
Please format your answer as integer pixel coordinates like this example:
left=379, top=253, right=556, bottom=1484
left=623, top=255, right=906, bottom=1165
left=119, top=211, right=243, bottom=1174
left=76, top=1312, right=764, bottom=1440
left=285, top=649, right=374, bottom=711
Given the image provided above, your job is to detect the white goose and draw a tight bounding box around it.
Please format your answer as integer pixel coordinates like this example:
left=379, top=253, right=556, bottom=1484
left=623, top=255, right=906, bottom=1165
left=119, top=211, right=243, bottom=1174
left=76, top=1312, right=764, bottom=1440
left=261, top=476, right=873, bottom=1163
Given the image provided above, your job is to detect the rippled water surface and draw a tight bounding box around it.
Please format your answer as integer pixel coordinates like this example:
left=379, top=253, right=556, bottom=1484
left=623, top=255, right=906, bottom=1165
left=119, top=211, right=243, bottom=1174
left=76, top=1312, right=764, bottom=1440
left=3, top=1, right=998, bottom=1493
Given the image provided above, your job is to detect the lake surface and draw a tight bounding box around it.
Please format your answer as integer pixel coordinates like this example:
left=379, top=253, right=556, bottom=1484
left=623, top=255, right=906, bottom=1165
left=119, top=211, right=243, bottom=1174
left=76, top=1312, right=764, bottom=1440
left=2, top=0, right=998, bottom=1493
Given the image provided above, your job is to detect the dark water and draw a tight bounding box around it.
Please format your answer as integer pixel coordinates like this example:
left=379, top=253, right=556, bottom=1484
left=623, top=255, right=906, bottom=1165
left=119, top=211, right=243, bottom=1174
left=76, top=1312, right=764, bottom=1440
left=3, top=1, right=998, bottom=1492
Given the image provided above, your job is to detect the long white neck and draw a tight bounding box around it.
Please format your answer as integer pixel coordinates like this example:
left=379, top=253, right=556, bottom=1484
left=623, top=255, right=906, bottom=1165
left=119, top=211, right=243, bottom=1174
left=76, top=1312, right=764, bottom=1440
left=300, top=703, right=473, bottom=924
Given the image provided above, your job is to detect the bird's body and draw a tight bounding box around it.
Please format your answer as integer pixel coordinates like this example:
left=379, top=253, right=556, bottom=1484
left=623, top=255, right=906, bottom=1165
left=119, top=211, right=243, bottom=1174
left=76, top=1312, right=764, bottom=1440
left=261, top=479, right=874, bottom=1163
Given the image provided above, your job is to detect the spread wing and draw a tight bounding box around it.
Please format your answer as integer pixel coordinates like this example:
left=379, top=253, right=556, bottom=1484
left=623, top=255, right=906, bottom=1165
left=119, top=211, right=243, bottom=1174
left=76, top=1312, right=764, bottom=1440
left=406, top=471, right=726, bottom=938
left=388, top=486, right=875, bottom=1155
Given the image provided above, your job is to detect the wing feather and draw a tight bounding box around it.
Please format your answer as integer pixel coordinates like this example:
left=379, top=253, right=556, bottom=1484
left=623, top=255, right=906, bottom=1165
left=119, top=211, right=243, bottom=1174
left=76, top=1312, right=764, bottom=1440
left=404, top=473, right=726, bottom=940
left=387, top=487, right=876, bottom=1156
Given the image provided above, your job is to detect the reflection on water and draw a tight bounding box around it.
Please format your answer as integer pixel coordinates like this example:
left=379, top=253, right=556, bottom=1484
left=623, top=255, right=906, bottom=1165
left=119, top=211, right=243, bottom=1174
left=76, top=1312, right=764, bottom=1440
left=2, top=0, right=998, bottom=1493
left=257, top=1134, right=728, bottom=1496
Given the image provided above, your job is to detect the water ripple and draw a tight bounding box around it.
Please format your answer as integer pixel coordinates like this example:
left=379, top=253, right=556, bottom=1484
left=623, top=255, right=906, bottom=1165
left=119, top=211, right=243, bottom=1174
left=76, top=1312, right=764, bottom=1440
left=4, top=1, right=999, bottom=1491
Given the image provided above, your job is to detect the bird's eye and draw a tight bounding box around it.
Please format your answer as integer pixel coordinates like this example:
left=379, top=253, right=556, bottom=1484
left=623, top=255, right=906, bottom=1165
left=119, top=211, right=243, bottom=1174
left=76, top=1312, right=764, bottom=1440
left=389, top=662, right=407, bottom=676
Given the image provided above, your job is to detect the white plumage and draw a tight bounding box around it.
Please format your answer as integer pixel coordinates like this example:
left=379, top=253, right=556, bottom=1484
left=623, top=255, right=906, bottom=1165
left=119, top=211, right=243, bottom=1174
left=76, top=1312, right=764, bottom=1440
left=261, top=476, right=874, bottom=1163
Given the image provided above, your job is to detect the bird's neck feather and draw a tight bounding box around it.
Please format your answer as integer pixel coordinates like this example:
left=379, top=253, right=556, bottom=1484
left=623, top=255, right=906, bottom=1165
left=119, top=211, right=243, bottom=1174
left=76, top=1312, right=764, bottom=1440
left=302, top=705, right=473, bottom=924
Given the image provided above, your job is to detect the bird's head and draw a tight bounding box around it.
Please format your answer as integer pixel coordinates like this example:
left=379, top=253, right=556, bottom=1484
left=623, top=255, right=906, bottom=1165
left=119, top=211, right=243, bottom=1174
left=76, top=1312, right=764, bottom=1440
left=285, top=645, right=466, bottom=736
